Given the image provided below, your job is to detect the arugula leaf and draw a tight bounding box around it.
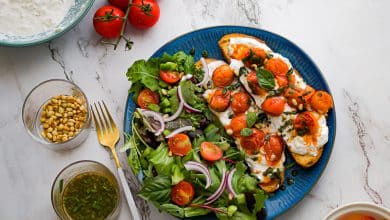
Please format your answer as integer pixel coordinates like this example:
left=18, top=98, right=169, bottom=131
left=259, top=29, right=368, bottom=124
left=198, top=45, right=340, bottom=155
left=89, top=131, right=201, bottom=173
left=138, top=175, right=171, bottom=204
left=159, top=204, right=184, bottom=218
left=256, top=68, right=275, bottom=90
left=148, top=143, right=174, bottom=176
left=240, top=128, right=253, bottom=136
left=252, top=191, right=267, bottom=217
left=246, top=112, right=257, bottom=128
left=126, top=59, right=160, bottom=92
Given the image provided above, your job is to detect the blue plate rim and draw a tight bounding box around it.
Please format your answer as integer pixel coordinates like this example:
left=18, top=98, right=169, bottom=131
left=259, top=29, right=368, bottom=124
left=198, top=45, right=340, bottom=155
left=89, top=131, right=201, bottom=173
left=123, top=25, right=337, bottom=220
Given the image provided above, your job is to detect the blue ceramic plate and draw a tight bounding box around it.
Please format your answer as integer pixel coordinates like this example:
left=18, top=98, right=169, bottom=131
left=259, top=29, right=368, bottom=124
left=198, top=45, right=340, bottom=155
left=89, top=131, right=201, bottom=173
left=0, top=0, right=94, bottom=47
left=124, top=26, right=336, bottom=220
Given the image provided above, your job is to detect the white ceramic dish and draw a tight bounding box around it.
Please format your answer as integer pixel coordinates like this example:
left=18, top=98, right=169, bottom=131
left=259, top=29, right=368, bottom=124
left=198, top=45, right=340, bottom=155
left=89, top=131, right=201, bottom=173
left=323, top=202, right=390, bottom=220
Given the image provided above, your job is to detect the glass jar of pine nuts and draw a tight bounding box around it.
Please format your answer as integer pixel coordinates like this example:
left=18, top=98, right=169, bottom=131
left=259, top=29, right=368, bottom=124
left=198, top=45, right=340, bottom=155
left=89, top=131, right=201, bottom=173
left=22, top=79, right=91, bottom=150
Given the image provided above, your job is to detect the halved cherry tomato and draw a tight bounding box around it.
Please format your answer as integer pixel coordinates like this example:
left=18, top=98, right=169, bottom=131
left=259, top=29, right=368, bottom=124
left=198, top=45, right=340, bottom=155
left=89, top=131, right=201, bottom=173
left=263, top=134, right=284, bottom=165
left=293, top=112, right=319, bottom=135
left=200, top=142, right=223, bottom=162
left=160, top=70, right=180, bottom=84
left=137, top=88, right=160, bottom=109
left=168, top=133, right=192, bottom=156
left=212, top=64, right=234, bottom=87
left=261, top=96, right=286, bottom=116
left=247, top=71, right=267, bottom=95
left=227, top=114, right=247, bottom=137
left=310, top=91, right=333, bottom=114
left=93, top=5, right=125, bottom=38
left=209, top=89, right=230, bottom=112
left=231, top=44, right=250, bottom=60
left=171, top=181, right=194, bottom=206
left=251, top=48, right=267, bottom=59
left=231, top=92, right=251, bottom=114
left=264, top=58, right=289, bottom=87
left=239, top=128, right=266, bottom=155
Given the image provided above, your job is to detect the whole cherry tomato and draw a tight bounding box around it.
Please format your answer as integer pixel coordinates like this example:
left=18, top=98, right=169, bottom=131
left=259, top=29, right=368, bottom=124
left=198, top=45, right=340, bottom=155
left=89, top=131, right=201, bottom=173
left=128, top=0, right=160, bottom=29
left=93, top=5, right=125, bottom=38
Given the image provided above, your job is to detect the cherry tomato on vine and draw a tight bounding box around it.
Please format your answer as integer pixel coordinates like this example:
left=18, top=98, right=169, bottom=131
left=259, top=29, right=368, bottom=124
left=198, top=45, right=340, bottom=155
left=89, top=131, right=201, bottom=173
left=93, top=5, right=125, bottom=38
left=128, top=0, right=160, bottom=29
left=108, top=0, right=130, bottom=10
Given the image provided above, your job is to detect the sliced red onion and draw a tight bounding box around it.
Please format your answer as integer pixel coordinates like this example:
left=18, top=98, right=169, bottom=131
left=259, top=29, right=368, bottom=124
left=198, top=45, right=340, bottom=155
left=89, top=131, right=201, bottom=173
left=139, top=109, right=165, bottom=136
left=177, top=85, right=202, bottom=113
left=227, top=168, right=237, bottom=198
left=196, top=57, right=210, bottom=86
left=165, top=126, right=193, bottom=139
left=163, top=99, right=184, bottom=122
left=184, top=161, right=212, bottom=189
left=205, top=169, right=227, bottom=205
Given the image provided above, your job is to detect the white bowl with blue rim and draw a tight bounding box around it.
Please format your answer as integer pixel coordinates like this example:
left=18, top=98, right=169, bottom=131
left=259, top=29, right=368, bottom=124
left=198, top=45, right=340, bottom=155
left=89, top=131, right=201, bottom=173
left=0, top=0, right=95, bottom=47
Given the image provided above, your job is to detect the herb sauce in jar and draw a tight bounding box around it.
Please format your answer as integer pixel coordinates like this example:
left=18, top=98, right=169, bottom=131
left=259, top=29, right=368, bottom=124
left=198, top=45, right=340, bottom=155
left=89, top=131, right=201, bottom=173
left=62, top=172, right=119, bottom=220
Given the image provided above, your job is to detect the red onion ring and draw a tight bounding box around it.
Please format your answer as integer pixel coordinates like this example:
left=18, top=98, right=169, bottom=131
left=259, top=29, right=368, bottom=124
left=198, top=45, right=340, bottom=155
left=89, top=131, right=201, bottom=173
left=184, top=161, right=212, bottom=189
left=226, top=168, right=238, bottom=198
left=138, top=109, right=165, bottom=136
left=196, top=57, right=210, bottom=87
left=177, top=85, right=202, bottom=113
left=205, top=169, right=227, bottom=205
left=165, top=126, right=193, bottom=139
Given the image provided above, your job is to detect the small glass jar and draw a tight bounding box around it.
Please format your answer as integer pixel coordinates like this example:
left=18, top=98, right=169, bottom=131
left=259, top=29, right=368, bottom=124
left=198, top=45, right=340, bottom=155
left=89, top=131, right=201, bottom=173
left=51, top=160, right=121, bottom=220
left=22, top=79, right=91, bottom=150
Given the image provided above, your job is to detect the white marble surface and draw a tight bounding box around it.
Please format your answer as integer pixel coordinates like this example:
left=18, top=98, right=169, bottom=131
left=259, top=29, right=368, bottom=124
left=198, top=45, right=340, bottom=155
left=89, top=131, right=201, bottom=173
left=1, top=0, right=389, bottom=219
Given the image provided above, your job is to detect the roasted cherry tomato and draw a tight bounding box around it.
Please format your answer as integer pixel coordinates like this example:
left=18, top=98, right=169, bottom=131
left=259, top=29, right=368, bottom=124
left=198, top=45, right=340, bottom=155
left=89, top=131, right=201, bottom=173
left=160, top=70, right=181, bottom=84
left=293, top=112, right=319, bottom=135
left=231, top=92, right=251, bottom=114
left=171, top=181, right=194, bottom=206
left=200, top=142, right=223, bottom=162
left=251, top=47, right=267, bottom=59
left=209, top=89, right=230, bottom=112
left=284, top=85, right=315, bottom=109
left=93, top=5, right=125, bottom=38
left=239, top=128, right=266, bottom=155
left=128, top=0, right=160, bottom=29
left=310, top=91, right=333, bottom=114
left=244, top=47, right=267, bottom=67
left=230, top=44, right=250, bottom=60
left=227, top=114, right=247, bottom=137
left=168, top=133, right=192, bottom=156
left=108, top=0, right=130, bottom=10
left=264, top=58, right=289, bottom=87
left=137, top=88, right=160, bottom=109
left=261, top=96, right=286, bottom=116
left=246, top=71, right=267, bottom=95
left=212, top=64, right=234, bottom=87
left=263, top=134, right=284, bottom=165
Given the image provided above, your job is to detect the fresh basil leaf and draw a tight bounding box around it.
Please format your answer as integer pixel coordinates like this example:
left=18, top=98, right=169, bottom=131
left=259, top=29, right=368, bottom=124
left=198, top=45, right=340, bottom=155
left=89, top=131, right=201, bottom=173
left=138, top=175, right=171, bottom=203
left=240, top=128, right=253, bottom=137
left=246, top=112, right=257, bottom=128
left=256, top=68, right=275, bottom=90
left=159, top=204, right=184, bottom=218
left=171, top=164, right=185, bottom=185
left=184, top=206, right=211, bottom=217
left=148, top=143, right=174, bottom=176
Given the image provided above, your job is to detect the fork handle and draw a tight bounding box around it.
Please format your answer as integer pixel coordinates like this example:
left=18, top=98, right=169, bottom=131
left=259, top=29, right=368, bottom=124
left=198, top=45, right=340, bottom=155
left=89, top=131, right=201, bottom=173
left=118, top=167, right=141, bottom=220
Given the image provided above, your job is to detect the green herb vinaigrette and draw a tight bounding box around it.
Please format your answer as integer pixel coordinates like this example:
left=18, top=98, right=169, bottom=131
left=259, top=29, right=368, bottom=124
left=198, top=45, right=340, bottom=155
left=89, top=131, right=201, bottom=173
left=62, top=173, right=118, bottom=220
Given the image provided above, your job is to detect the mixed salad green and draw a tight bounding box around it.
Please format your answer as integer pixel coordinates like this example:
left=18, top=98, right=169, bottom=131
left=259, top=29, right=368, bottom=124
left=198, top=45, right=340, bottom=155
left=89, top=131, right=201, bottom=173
left=123, top=51, right=268, bottom=219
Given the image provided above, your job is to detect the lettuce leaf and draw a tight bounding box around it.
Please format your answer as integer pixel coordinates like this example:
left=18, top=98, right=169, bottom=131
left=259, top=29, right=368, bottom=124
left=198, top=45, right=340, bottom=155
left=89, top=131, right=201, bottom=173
left=147, top=143, right=174, bottom=176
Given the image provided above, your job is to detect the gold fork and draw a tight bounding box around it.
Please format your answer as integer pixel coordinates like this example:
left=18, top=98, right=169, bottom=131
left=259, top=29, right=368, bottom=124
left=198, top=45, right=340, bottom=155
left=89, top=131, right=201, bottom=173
left=91, top=101, right=141, bottom=220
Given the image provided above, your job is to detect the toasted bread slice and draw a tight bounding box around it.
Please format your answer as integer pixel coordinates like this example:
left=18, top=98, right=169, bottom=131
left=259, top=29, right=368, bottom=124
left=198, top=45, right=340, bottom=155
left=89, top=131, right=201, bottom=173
left=218, top=33, right=267, bottom=63
left=259, top=171, right=285, bottom=193
left=290, top=147, right=323, bottom=168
